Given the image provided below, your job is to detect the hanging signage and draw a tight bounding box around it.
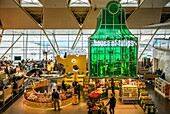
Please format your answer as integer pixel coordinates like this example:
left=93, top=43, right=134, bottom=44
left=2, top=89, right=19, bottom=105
left=92, top=40, right=137, bottom=47
left=89, top=0, right=138, bottom=78
left=57, top=49, right=87, bottom=55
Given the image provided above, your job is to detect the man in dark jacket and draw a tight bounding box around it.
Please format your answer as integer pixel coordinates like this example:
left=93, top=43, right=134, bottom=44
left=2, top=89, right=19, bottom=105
left=106, top=94, right=116, bottom=114
left=52, top=89, right=60, bottom=111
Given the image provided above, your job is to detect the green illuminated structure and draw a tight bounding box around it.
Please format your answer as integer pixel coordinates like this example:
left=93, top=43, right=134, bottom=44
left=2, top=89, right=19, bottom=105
left=89, top=0, right=138, bottom=78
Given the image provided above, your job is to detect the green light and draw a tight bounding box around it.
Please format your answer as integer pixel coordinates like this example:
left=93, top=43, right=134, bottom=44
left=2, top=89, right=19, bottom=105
left=89, top=0, right=138, bottom=78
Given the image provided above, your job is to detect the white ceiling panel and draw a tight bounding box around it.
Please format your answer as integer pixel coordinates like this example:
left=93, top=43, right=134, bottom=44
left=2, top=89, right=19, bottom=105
left=0, top=0, right=169, bottom=29
left=0, top=8, right=40, bottom=29
left=83, top=9, right=101, bottom=29
left=127, top=8, right=162, bottom=29
left=91, top=0, right=110, bottom=8
left=39, top=0, right=68, bottom=8
left=43, top=8, right=79, bottom=29
left=141, top=0, right=170, bottom=8
left=0, top=0, right=18, bottom=8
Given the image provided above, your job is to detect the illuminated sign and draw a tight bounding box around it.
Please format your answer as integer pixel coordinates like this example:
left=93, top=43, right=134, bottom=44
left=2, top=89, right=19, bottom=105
left=92, top=40, right=137, bottom=47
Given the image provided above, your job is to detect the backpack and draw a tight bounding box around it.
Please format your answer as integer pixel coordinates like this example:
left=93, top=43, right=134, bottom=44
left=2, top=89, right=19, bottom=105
left=112, top=98, right=116, bottom=107
left=53, top=91, right=59, bottom=99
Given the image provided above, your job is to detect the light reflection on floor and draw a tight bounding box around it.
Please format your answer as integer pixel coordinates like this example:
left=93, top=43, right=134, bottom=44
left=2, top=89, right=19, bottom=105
left=3, top=90, right=145, bottom=114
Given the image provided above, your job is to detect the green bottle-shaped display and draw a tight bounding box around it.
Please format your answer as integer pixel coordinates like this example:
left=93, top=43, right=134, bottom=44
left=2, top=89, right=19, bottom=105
left=89, top=0, right=138, bottom=78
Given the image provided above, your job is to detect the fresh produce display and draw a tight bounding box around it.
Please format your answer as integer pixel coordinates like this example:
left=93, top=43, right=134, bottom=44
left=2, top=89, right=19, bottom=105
left=83, top=76, right=89, bottom=99
left=138, top=81, right=158, bottom=114
left=89, top=90, right=101, bottom=99
left=137, top=81, right=146, bottom=89
left=24, top=87, right=72, bottom=103
left=87, top=97, right=107, bottom=114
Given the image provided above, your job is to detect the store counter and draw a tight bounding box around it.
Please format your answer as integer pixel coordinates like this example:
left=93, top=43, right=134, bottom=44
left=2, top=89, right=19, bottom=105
left=24, top=80, right=73, bottom=109
left=24, top=95, right=72, bottom=108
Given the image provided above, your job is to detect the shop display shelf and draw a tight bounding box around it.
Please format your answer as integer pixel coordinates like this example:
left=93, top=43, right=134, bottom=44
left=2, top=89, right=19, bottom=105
left=154, top=78, right=170, bottom=98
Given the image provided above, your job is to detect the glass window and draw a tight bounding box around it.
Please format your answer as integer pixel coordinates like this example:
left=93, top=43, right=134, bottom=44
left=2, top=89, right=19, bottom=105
left=70, top=0, right=90, bottom=7
left=21, top=0, right=42, bottom=7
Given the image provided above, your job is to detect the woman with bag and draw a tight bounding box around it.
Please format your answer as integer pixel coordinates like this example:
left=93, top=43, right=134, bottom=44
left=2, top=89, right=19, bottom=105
left=106, top=94, right=116, bottom=114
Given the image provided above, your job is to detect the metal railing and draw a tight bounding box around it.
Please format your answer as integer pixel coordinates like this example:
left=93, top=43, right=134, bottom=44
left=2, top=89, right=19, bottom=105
left=153, top=38, right=170, bottom=50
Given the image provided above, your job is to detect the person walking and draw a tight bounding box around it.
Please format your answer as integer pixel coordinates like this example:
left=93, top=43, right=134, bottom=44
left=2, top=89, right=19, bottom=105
left=52, top=89, right=60, bottom=111
left=76, top=84, right=81, bottom=99
left=72, top=80, right=78, bottom=94
left=106, top=94, right=116, bottom=114
left=111, top=78, right=115, bottom=95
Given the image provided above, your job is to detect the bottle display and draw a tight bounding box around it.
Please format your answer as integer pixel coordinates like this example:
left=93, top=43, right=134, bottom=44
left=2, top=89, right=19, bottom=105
left=89, top=0, right=138, bottom=77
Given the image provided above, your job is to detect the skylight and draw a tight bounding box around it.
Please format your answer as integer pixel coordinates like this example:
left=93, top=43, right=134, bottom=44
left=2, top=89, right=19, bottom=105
left=120, top=0, right=138, bottom=7
left=70, top=0, right=90, bottom=7
left=165, top=1, right=170, bottom=7
left=21, top=0, right=42, bottom=7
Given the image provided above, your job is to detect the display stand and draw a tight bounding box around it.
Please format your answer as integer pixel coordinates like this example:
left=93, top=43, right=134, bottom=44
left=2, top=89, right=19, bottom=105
left=87, top=93, right=107, bottom=114
left=13, top=77, right=24, bottom=93
left=154, top=78, right=170, bottom=98
left=121, top=85, right=138, bottom=103
left=139, top=90, right=156, bottom=114
left=144, top=74, right=158, bottom=81
left=65, top=74, right=84, bottom=85
left=138, top=68, right=149, bottom=75
left=98, top=88, right=108, bottom=99
left=83, top=76, right=89, bottom=99
left=0, top=85, right=13, bottom=105
left=24, top=79, right=73, bottom=109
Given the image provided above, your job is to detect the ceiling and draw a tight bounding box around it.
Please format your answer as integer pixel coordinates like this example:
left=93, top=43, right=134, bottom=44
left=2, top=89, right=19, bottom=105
left=0, top=0, right=170, bottom=29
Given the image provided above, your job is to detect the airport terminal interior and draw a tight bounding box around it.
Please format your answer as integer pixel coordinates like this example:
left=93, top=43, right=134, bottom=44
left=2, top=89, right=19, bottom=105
left=0, top=0, right=170, bottom=114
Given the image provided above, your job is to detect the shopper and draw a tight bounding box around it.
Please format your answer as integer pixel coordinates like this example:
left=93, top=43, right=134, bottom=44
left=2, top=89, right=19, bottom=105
left=76, top=84, right=81, bottom=99
left=52, top=89, right=60, bottom=111
left=62, top=80, right=67, bottom=92
left=72, top=80, right=78, bottom=94
left=13, top=79, right=18, bottom=91
left=106, top=94, right=116, bottom=114
left=5, top=65, right=10, bottom=77
left=111, top=78, right=115, bottom=95
left=38, top=69, right=43, bottom=77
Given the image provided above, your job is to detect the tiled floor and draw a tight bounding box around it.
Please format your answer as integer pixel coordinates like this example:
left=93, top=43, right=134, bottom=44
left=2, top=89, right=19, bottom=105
left=2, top=90, right=145, bottom=114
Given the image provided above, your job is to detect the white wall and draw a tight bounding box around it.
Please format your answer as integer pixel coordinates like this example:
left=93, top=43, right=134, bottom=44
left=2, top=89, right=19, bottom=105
left=153, top=49, right=170, bottom=82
